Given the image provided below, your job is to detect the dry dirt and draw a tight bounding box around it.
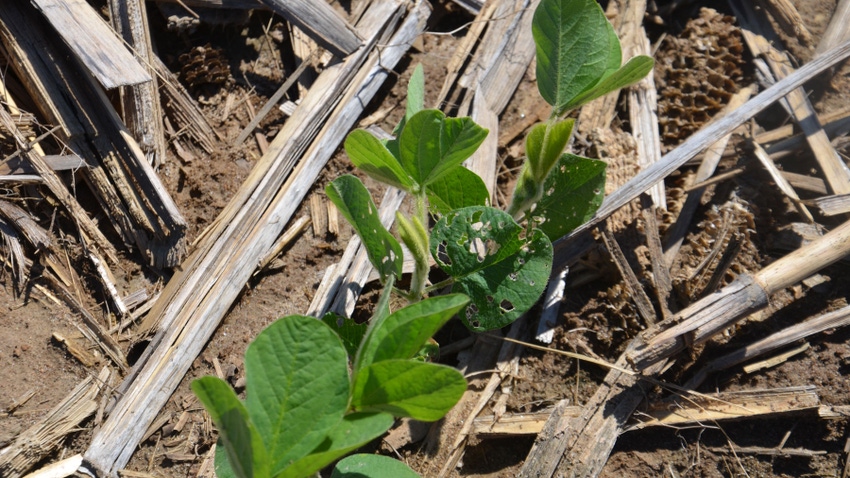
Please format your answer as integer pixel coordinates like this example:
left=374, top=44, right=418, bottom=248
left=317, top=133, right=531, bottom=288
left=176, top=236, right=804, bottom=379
left=2, top=0, right=850, bottom=477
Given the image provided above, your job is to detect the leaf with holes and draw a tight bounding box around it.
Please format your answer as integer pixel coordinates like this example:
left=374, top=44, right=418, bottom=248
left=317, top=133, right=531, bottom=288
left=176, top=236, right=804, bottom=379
left=430, top=206, right=553, bottom=331
left=244, top=315, right=350, bottom=477
left=533, top=153, right=606, bottom=240
left=327, top=175, right=403, bottom=282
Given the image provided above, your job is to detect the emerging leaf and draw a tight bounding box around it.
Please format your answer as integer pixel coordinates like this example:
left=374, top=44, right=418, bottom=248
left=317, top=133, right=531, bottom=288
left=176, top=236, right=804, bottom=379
left=326, top=175, right=404, bottom=282
left=399, top=109, right=488, bottom=187
left=192, top=377, right=268, bottom=478
left=344, top=130, right=413, bottom=191
left=533, top=153, right=606, bottom=241
left=430, top=207, right=553, bottom=331
left=352, top=360, right=467, bottom=421
left=425, top=166, right=490, bottom=214
left=331, top=454, right=420, bottom=478
left=356, top=294, right=469, bottom=372
left=277, top=413, right=395, bottom=478
left=244, top=315, right=350, bottom=476
left=525, top=118, right=575, bottom=183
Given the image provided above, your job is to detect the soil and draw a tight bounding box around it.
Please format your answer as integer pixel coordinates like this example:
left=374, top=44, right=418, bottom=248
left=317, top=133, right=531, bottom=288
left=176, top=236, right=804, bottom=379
left=2, top=0, right=850, bottom=477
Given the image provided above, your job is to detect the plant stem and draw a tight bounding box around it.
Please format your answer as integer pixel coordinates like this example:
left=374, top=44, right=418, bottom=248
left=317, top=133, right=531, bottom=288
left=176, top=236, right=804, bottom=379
left=423, top=277, right=454, bottom=294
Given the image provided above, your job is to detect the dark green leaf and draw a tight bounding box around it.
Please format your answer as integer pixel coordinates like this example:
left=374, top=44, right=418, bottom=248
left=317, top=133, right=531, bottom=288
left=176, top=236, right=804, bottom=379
left=344, top=130, right=413, bottom=191
left=399, top=109, right=488, bottom=187
left=430, top=207, right=553, bottom=330
left=244, top=315, right=350, bottom=476
left=322, top=311, right=368, bottom=358
left=326, top=175, right=404, bottom=282
left=352, top=360, right=467, bottom=421
left=192, top=377, right=268, bottom=478
left=331, top=454, right=420, bottom=478
left=277, top=413, right=394, bottom=478
left=533, top=0, right=612, bottom=112
left=425, top=166, right=490, bottom=214
left=533, top=153, right=606, bottom=240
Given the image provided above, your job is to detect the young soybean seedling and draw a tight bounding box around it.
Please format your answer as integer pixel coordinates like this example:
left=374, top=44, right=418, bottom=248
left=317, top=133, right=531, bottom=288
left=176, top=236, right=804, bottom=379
left=193, top=0, right=653, bottom=476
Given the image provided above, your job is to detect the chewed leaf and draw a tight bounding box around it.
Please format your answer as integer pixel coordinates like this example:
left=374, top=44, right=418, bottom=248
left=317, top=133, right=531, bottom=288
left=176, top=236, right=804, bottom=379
left=344, top=130, right=413, bottom=191
left=326, top=175, right=403, bottom=282
left=399, top=109, right=488, bottom=187
left=533, top=153, right=606, bottom=240
left=430, top=207, right=553, bottom=330
left=244, top=315, right=350, bottom=476
left=533, top=0, right=612, bottom=113
left=426, top=166, right=490, bottom=214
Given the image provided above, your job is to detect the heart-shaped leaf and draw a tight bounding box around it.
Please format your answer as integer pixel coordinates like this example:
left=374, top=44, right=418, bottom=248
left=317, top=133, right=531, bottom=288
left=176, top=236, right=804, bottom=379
left=344, top=130, right=413, bottom=191
left=352, top=360, right=467, bottom=421
left=430, top=207, right=553, bottom=330
left=326, top=175, right=403, bottom=282
left=356, top=294, right=469, bottom=372
left=277, top=412, right=394, bottom=478
left=244, top=315, right=350, bottom=476
left=533, top=153, right=606, bottom=240
left=399, top=109, right=488, bottom=187
left=192, top=377, right=268, bottom=478
left=425, top=166, right=490, bottom=214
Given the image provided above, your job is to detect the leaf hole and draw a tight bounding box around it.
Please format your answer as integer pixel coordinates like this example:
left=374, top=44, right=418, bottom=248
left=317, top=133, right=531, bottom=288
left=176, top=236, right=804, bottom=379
left=437, top=241, right=452, bottom=266
left=485, top=239, right=500, bottom=256
left=471, top=221, right=484, bottom=232
left=593, top=188, right=601, bottom=195
left=508, top=272, right=518, bottom=281
left=529, top=280, right=535, bottom=286
left=469, top=237, right=486, bottom=262
left=471, top=210, right=483, bottom=223
left=499, top=299, right=514, bottom=313
left=546, top=187, right=555, bottom=196
left=465, top=303, right=479, bottom=320
left=486, top=295, right=494, bottom=303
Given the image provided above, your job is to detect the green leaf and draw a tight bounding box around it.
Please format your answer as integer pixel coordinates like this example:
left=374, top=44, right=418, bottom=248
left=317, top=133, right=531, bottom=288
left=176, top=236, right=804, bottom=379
left=533, top=153, right=606, bottom=240
left=352, top=360, right=467, bottom=421
left=405, top=64, right=425, bottom=124
left=533, top=0, right=613, bottom=113
left=396, top=213, right=429, bottom=273
left=327, top=175, right=404, bottom=282
left=277, top=413, right=395, bottom=478
left=425, top=166, right=490, bottom=214
left=399, top=109, right=488, bottom=187
left=561, top=55, right=655, bottom=112
left=192, top=377, right=268, bottom=478
left=244, top=315, right=350, bottom=476
left=331, top=454, right=420, bottom=478
left=322, top=311, right=368, bottom=358
left=215, top=442, right=238, bottom=478
left=525, top=119, right=575, bottom=183
left=356, top=294, right=469, bottom=372
left=430, top=206, right=553, bottom=331
left=344, top=130, right=413, bottom=191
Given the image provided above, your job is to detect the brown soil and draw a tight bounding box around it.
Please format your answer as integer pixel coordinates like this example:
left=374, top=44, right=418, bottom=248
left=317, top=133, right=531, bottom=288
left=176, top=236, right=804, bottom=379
left=2, top=1, right=850, bottom=477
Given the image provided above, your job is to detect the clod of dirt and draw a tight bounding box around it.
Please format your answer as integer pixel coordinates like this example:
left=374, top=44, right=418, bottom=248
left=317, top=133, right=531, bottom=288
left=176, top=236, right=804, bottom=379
left=655, top=8, right=747, bottom=149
